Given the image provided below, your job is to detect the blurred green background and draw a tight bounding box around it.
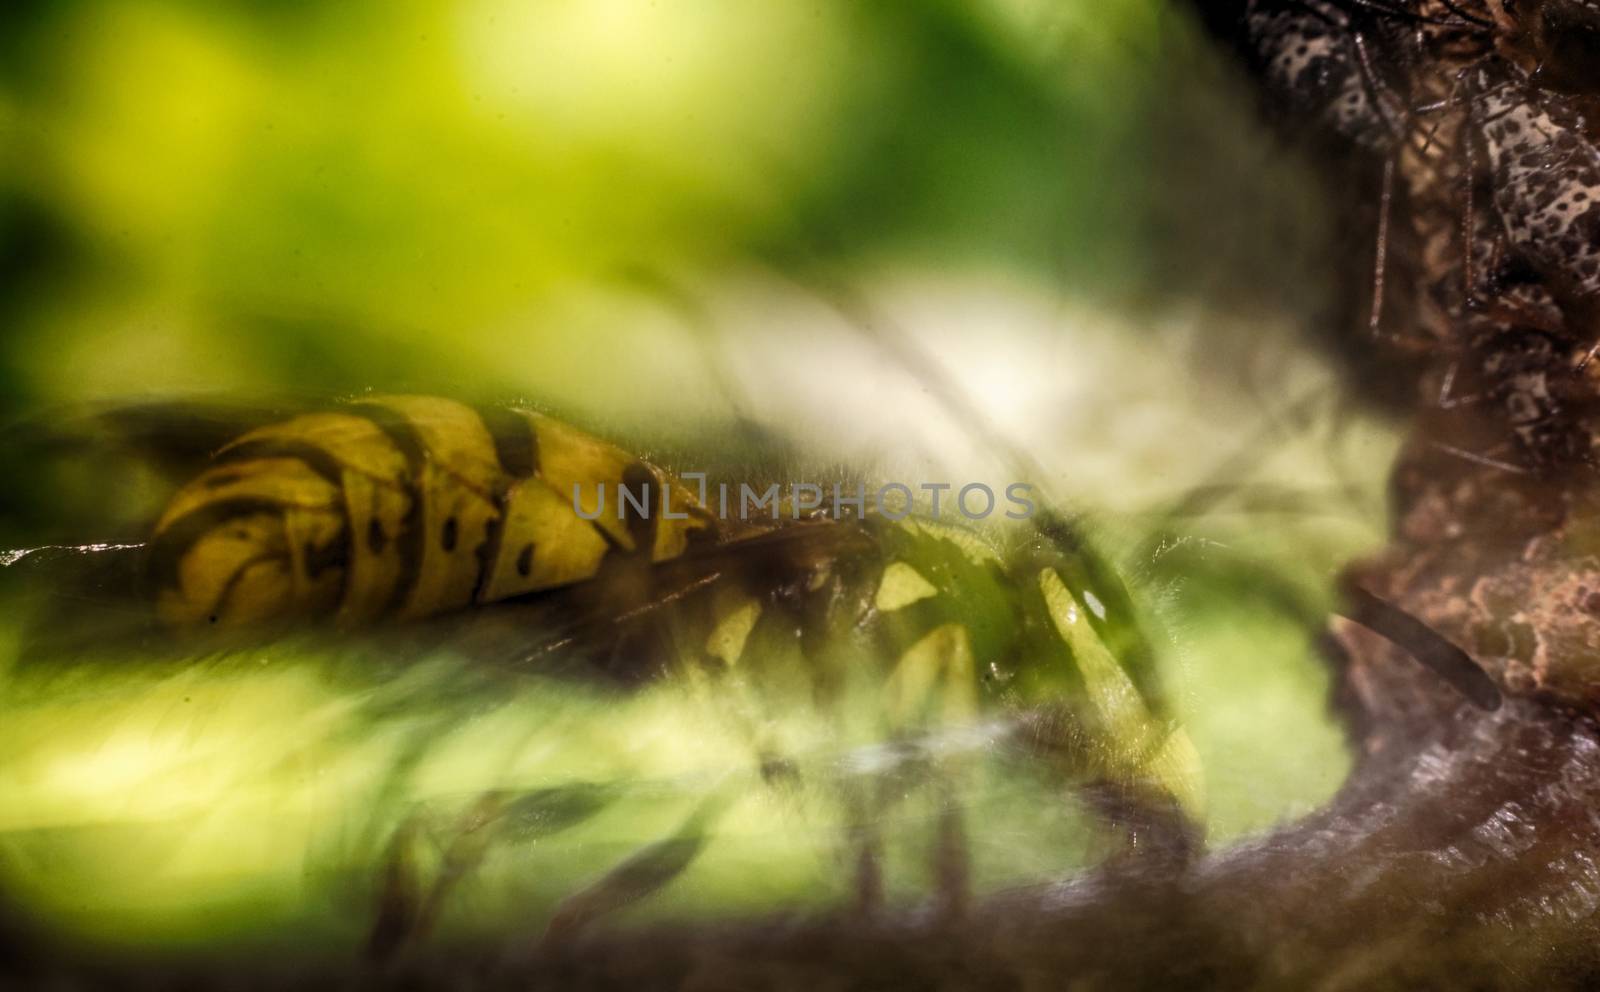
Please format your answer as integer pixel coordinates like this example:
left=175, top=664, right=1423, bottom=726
left=0, top=0, right=1330, bottom=412
left=0, top=0, right=1398, bottom=959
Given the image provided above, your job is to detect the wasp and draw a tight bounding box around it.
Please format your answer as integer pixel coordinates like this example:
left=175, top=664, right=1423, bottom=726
left=67, top=394, right=1204, bottom=955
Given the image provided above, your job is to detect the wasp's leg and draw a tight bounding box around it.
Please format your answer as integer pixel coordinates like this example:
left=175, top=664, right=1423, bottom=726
left=364, top=795, right=504, bottom=963
left=540, top=791, right=730, bottom=947
left=841, top=748, right=970, bottom=921
left=842, top=783, right=886, bottom=918
left=880, top=622, right=980, bottom=916
left=1033, top=567, right=1207, bottom=867
left=366, top=818, right=427, bottom=963
left=929, top=777, right=971, bottom=922
left=366, top=784, right=618, bottom=961
left=1079, top=779, right=1204, bottom=870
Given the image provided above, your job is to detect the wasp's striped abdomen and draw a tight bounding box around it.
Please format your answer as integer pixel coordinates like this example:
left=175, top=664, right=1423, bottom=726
left=149, top=396, right=716, bottom=629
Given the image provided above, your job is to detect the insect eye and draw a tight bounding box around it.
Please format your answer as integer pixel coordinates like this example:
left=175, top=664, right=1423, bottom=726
left=1536, top=1, right=1600, bottom=93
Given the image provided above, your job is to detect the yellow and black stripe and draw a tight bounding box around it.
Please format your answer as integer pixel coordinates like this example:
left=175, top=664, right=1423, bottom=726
left=149, top=395, right=717, bottom=630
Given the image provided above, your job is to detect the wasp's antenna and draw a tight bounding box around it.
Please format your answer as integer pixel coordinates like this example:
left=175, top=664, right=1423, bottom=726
left=1336, top=583, right=1503, bottom=710
left=1143, top=385, right=1336, bottom=527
